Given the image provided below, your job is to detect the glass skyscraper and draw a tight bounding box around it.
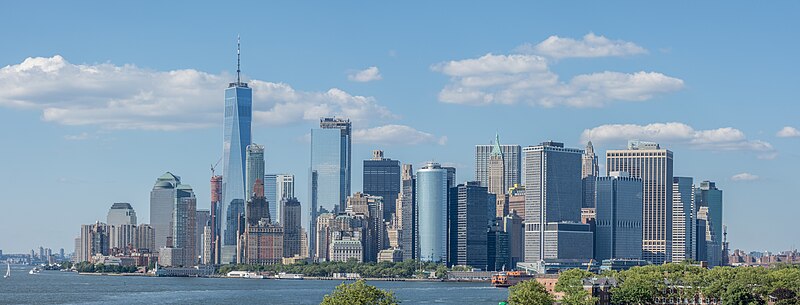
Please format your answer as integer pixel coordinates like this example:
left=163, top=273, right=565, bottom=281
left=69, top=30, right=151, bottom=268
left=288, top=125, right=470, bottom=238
left=416, top=162, right=448, bottom=263
left=595, top=172, right=643, bottom=261
left=220, top=38, right=252, bottom=263
left=309, top=117, right=351, bottom=260
left=695, top=181, right=723, bottom=267
left=363, top=150, right=401, bottom=221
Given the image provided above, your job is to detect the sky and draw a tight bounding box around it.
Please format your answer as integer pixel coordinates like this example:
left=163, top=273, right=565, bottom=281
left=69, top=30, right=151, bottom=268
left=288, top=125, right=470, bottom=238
left=1, top=1, right=799, bottom=254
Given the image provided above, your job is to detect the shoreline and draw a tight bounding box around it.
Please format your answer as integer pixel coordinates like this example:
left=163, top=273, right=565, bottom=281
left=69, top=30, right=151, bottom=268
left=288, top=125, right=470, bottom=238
left=75, top=272, right=488, bottom=283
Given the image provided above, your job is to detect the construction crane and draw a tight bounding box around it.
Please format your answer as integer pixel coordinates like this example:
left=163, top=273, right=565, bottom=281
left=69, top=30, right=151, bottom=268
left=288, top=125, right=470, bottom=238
left=210, top=157, right=222, bottom=177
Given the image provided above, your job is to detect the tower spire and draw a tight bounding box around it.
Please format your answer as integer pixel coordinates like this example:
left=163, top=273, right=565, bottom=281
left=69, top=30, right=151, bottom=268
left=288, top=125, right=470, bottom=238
left=236, top=35, right=241, bottom=84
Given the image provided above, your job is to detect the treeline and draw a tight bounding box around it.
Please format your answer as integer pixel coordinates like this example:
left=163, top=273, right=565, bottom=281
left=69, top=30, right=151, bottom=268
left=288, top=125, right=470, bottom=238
left=219, top=260, right=472, bottom=278
left=604, top=263, right=800, bottom=305
left=72, top=261, right=139, bottom=273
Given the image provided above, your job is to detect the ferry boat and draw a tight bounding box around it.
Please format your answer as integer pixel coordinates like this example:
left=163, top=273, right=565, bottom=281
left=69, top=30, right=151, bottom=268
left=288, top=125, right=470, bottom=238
left=491, top=271, right=534, bottom=288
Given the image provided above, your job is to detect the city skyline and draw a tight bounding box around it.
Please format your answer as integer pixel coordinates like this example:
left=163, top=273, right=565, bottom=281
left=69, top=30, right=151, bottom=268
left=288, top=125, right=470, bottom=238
left=2, top=1, right=800, bottom=254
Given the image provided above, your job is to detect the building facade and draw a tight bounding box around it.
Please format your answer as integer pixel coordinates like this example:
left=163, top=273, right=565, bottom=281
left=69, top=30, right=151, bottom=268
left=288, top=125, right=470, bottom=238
left=695, top=181, right=723, bottom=267
left=363, top=150, right=401, bottom=221
left=606, top=140, right=674, bottom=264
left=594, top=172, right=643, bottom=261
left=672, top=177, right=695, bottom=262
left=281, top=197, right=303, bottom=258
left=475, top=137, right=521, bottom=192
left=399, top=164, right=417, bottom=261
left=449, top=181, right=489, bottom=269
left=107, top=202, right=137, bottom=226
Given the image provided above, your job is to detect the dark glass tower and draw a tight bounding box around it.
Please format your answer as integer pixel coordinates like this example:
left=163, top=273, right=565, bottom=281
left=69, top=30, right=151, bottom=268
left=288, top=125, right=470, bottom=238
left=363, top=150, right=401, bottom=221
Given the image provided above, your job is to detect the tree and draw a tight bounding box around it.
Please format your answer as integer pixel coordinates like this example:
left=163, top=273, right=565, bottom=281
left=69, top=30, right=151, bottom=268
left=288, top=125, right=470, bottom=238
left=320, top=279, right=399, bottom=305
left=555, top=269, right=598, bottom=305
left=507, top=280, right=555, bottom=305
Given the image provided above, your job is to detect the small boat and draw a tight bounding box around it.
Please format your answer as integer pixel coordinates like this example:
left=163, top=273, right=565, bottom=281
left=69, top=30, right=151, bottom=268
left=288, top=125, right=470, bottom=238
left=4, top=262, right=9, bottom=278
left=29, top=267, right=41, bottom=275
left=491, top=271, right=534, bottom=288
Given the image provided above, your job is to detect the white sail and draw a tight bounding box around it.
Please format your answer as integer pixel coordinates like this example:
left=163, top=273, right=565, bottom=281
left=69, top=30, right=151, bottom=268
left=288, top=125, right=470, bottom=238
left=4, top=262, right=9, bottom=278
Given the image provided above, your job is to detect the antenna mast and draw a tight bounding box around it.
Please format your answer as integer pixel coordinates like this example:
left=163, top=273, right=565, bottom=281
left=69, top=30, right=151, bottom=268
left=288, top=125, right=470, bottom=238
left=236, top=35, right=241, bottom=84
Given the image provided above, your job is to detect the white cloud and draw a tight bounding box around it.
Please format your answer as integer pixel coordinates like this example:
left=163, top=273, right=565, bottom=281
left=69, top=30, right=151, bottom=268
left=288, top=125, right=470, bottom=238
left=353, top=125, right=446, bottom=145
left=347, top=66, right=382, bottom=82
left=581, top=122, right=774, bottom=153
left=0, top=55, right=396, bottom=130
left=517, top=33, right=647, bottom=59
left=776, top=126, right=800, bottom=138
left=731, top=173, right=759, bottom=181
left=432, top=54, right=682, bottom=107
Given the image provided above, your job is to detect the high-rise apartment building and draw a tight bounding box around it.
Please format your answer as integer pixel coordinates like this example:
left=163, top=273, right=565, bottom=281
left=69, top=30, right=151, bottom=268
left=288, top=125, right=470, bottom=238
left=695, top=181, right=723, bottom=267
left=221, top=38, right=253, bottom=264
left=172, top=183, right=197, bottom=266
left=309, top=117, right=351, bottom=260
left=523, top=141, right=593, bottom=262
left=363, top=150, right=401, bottom=221
left=594, top=172, right=643, bottom=261
left=78, top=222, right=109, bottom=263
left=106, top=202, right=137, bottom=226
left=416, top=162, right=448, bottom=263
left=475, top=136, right=521, bottom=192
left=135, top=224, right=155, bottom=252
left=448, top=181, right=489, bottom=269
left=606, top=140, right=674, bottom=264
left=672, top=177, right=695, bottom=262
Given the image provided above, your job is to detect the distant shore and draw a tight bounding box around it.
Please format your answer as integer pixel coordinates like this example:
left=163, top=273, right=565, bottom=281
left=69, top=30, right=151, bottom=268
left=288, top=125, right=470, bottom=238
left=75, top=272, right=487, bottom=282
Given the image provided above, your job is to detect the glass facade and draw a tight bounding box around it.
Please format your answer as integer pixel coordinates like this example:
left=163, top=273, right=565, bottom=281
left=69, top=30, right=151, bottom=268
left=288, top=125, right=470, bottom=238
left=221, top=83, right=252, bottom=251
left=448, top=181, right=489, bottom=269
left=595, top=174, right=643, bottom=261
left=416, top=162, right=448, bottom=263
left=363, top=154, right=401, bottom=221
left=150, top=172, right=181, bottom=251
left=695, top=181, right=723, bottom=267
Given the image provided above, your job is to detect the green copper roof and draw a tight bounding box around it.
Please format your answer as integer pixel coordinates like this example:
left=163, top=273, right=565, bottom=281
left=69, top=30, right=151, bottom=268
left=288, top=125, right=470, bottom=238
left=491, top=132, right=502, bottom=156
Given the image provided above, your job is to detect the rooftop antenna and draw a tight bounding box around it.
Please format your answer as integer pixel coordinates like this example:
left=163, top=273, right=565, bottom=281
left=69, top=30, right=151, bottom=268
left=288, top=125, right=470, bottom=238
left=236, top=35, right=241, bottom=84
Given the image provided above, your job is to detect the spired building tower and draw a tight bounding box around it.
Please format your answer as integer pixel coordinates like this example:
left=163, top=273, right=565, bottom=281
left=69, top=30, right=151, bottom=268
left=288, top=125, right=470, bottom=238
left=523, top=142, right=593, bottom=263
left=487, top=133, right=507, bottom=219
left=475, top=135, right=521, bottom=193
left=363, top=150, right=401, bottom=221
left=606, top=140, right=674, bottom=264
left=309, top=117, right=352, bottom=260
left=221, top=36, right=253, bottom=263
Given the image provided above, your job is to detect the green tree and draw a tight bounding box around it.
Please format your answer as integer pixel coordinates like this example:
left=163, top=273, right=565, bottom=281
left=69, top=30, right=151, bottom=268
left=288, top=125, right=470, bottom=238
left=320, top=279, right=399, bottom=305
left=507, top=280, right=555, bottom=305
left=555, top=269, right=598, bottom=305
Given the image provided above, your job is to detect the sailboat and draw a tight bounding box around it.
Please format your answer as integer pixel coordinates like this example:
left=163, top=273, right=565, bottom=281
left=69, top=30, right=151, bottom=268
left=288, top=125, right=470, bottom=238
left=4, top=262, right=10, bottom=278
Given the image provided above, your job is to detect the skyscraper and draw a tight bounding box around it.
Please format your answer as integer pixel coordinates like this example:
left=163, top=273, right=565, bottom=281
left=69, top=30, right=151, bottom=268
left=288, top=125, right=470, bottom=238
left=523, top=141, right=593, bottom=262
left=582, top=141, right=599, bottom=209
left=476, top=137, right=521, bottom=189
left=363, top=150, right=401, bottom=221
left=221, top=37, right=253, bottom=263
left=695, top=181, right=723, bottom=267
left=150, top=172, right=181, bottom=251
left=594, top=172, right=643, bottom=261
left=606, top=140, right=674, bottom=264
left=209, top=175, right=222, bottom=264
left=172, top=183, right=197, bottom=266
left=399, top=164, right=417, bottom=261
left=195, top=209, right=210, bottom=264
left=309, top=117, right=351, bottom=260
left=448, top=181, right=489, bottom=269
left=672, top=177, right=695, bottom=262
left=270, top=174, right=295, bottom=224
left=246, top=144, right=265, bottom=200
left=106, top=202, right=137, bottom=226
left=281, top=197, right=302, bottom=258
left=416, top=162, right=448, bottom=263
left=487, top=134, right=507, bottom=219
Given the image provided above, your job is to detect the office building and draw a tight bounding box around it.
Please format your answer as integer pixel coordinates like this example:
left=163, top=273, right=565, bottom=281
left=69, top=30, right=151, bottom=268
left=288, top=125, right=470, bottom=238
left=345, top=192, right=386, bottom=262
left=195, top=209, right=210, bottom=264
left=416, top=162, right=448, bottom=263
left=314, top=213, right=336, bottom=261
left=399, top=164, right=417, bottom=261
left=221, top=38, right=253, bottom=264
left=170, top=183, right=197, bottom=266
left=78, top=222, right=109, bottom=262
left=363, top=150, right=401, bottom=221
left=310, top=117, right=352, bottom=260
left=582, top=141, right=599, bottom=209
left=594, top=172, right=643, bottom=261
left=246, top=144, right=265, bottom=200
left=209, top=175, right=222, bottom=264
left=246, top=181, right=271, bottom=226
left=448, top=181, right=489, bottom=269
left=524, top=141, right=592, bottom=262
left=487, top=226, right=510, bottom=271
left=672, top=177, right=694, bottom=262
left=487, top=134, right=508, bottom=219
left=696, top=181, right=723, bottom=267
left=109, top=224, right=136, bottom=253
left=606, top=140, right=674, bottom=264
left=269, top=174, right=295, bottom=224
left=107, top=202, right=137, bottom=226
left=503, top=211, right=524, bottom=268
left=507, top=184, right=525, bottom=220
left=243, top=220, right=284, bottom=265
left=150, top=172, right=194, bottom=252
left=475, top=135, right=522, bottom=192
left=135, top=224, right=155, bottom=252
left=282, top=197, right=303, bottom=258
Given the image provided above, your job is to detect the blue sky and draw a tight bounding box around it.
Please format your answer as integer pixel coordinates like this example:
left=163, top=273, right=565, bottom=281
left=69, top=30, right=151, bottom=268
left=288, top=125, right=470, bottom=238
left=1, top=1, right=799, bottom=254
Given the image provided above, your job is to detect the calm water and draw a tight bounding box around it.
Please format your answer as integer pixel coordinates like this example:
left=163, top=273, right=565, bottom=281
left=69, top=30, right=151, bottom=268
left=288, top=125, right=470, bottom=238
left=0, top=265, right=509, bottom=304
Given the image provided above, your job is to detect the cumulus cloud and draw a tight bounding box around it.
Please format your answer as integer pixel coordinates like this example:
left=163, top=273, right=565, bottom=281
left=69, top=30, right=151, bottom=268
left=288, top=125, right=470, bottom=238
left=353, top=125, right=446, bottom=145
left=347, top=66, right=382, bottom=82
left=516, top=33, right=647, bottom=59
left=776, top=126, right=800, bottom=138
left=432, top=51, right=682, bottom=107
left=731, top=173, right=759, bottom=181
left=0, top=55, right=395, bottom=130
left=581, top=122, right=774, bottom=153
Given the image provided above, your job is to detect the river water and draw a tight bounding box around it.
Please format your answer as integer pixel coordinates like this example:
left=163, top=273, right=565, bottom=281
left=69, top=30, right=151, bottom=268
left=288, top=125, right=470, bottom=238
left=0, top=265, right=510, bottom=304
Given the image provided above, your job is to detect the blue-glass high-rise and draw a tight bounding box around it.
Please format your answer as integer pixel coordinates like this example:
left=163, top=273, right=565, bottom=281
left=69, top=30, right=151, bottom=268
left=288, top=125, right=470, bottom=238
left=220, top=40, right=252, bottom=263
